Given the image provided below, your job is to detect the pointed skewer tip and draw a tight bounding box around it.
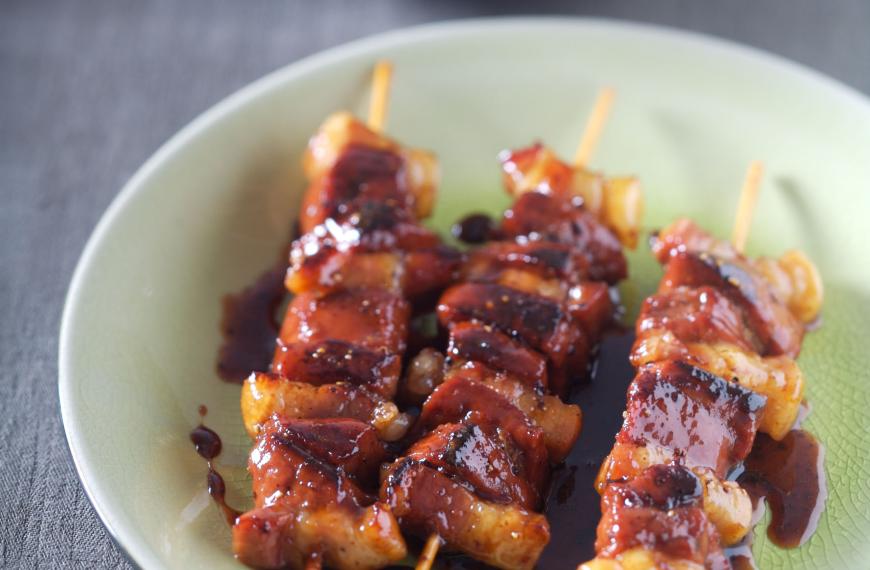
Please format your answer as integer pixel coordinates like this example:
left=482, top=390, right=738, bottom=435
left=574, top=87, right=616, bottom=169
left=367, top=60, right=394, bottom=133
left=731, top=160, right=765, bottom=253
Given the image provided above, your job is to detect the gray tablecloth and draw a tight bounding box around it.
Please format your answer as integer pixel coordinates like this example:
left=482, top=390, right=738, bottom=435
left=1, top=1, right=868, bottom=568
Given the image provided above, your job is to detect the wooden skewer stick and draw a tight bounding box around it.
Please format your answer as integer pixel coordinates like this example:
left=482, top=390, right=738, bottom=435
left=370, top=58, right=443, bottom=569
left=367, top=60, right=394, bottom=133
left=731, top=160, right=764, bottom=253
left=416, top=533, right=442, bottom=570
left=573, top=87, right=616, bottom=169
left=414, top=89, right=619, bottom=570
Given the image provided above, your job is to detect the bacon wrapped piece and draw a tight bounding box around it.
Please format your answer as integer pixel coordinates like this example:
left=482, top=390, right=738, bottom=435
left=235, top=112, right=457, bottom=569
left=635, top=220, right=823, bottom=439
left=584, top=218, right=823, bottom=569
left=583, top=465, right=730, bottom=570
left=431, top=144, right=637, bottom=400
left=381, top=373, right=555, bottom=570
left=287, top=113, right=460, bottom=298
left=233, top=418, right=406, bottom=569
left=595, top=361, right=763, bottom=548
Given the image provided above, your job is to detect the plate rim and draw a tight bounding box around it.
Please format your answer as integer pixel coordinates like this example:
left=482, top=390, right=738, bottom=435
left=58, top=16, right=870, bottom=570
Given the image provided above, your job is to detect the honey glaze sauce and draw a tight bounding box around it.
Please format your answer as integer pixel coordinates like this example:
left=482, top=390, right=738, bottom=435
left=190, top=406, right=241, bottom=525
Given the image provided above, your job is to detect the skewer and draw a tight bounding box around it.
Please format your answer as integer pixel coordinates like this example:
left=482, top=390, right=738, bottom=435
left=731, top=160, right=764, bottom=253
left=367, top=60, right=394, bottom=133
left=573, top=87, right=616, bottom=169
left=415, top=533, right=442, bottom=570
left=415, top=88, right=620, bottom=569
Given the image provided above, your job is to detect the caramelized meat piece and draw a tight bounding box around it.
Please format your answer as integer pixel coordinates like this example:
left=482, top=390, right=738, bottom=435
left=263, top=418, right=387, bottom=486
left=651, top=218, right=737, bottom=264
left=637, top=286, right=762, bottom=354
left=632, top=287, right=805, bottom=440
left=501, top=192, right=627, bottom=284
left=287, top=112, right=455, bottom=299
left=414, top=375, right=550, bottom=493
left=276, top=288, right=409, bottom=398
left=464, top=241, right=591, bottom=286
left=287, top=239, right=461, bottom=299
left=499, top=144, right=643, bottom=249
left=299, top=144, right=410, bottom=233
left=660, top=252, right=803, bottom=358
left=567, top=281, right=615, bottom=338
left=401, top=245, right=464, bottom=298
left=438, top=282, right=588, bottom=394
left=445, top=363, right=582, bottom=463
left=405, top=422, right=538, bottom=509
left=381, top=460, right=549, bottom=570
left=595, top=465, right=729, bottom=569
left=279, top=288, right=409, bottom=353
left=233, top=420, right=407, bottom=569
left=302, top=112, right=437, bottom=221
left=653, top=219, right=809, bottom=357
left=608, top=361, right=766, bottom=480
left=241, top=373, right=410, bottom=442
left=273, top=340, right=401, bottom=398
left=447, top=321, right=549, bottom=389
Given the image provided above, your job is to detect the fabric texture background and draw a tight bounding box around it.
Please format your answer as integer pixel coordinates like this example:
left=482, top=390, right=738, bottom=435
left=1, top=1, right=867, bottom=568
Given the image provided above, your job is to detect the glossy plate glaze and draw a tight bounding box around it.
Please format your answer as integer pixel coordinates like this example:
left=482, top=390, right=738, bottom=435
left=59, top=18, right=870, bottom=570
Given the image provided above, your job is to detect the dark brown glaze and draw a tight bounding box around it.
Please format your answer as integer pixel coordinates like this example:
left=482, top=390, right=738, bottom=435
left=216, top=263, right=286, bottom=383
left=299, top=144, right=409, bottom=234
left=567, top=282, right=616, bottom=339
left=445, top=363, right=582, bottom=464
left=287, top=215, right=460, bottom=298
left=413, top=375, right=550, bottom=495
left=453, top=212, right=496, bottom=244
left=401, top=245, right=465, bottom=299
left=447, top=321, right=549, bottom=389
left=617, top=361, right=767, bottom=478
left=234, top=418, right=406, bottom=570
left=501, top=192, right=626, bottom=285
left=206, top=467, right=242, bottom=526
left=190, top=417, right=241, bottom=526
left=658, top=251, right=803, bottom=358
left=405, top=422, right=539, bottom=509
left=463, top=240, right=590, bottom=285
left=381, top=459, right=550, bottom=570
left=190, top=425, right=222, bottom=460
left=596, top=465, right=729, bottom=569
left=738, top=430, right=827, bottom=548
left=278, top=288, right=410, bottom=355
left=637, top=285, right=763, bottom=354
left=538, top=330, right=636, bottom=566
left=438, top=282, right=588, bottom=396
left=272, top=339, right=401, bottom=396
left=266, top=418, right=388, bottom=488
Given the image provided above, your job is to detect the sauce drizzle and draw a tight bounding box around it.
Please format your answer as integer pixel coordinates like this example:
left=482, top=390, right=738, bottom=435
left=738, top=429, right=827, bottom=548
left=452, top=213, right=496, bottom=245
left=216, top=262, right=287, bottom=383
left=190, top=407, right=241, bottom=525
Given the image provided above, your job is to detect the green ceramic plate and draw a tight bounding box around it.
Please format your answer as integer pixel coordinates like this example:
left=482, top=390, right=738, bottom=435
left=59, top=18, right=870, bottom=570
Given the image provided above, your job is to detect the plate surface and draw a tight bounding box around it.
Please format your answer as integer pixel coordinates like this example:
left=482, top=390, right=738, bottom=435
left=60, top=18, right=870, bottom=569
